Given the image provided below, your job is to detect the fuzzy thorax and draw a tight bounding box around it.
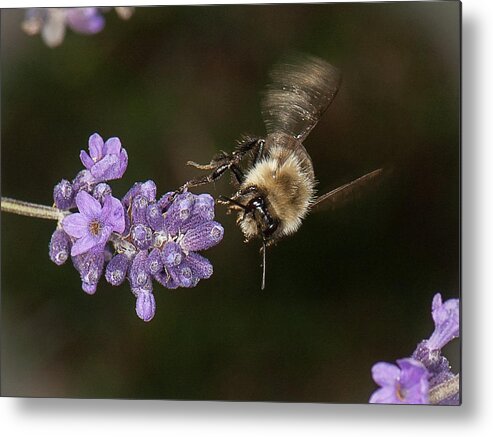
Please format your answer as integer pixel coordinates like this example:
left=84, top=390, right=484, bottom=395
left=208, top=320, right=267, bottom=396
left=238, top=145, right=315, bottom=242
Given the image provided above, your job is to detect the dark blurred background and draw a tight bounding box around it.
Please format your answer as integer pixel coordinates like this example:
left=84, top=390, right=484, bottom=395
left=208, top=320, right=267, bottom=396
left=1, top=2, right=460, bottom=402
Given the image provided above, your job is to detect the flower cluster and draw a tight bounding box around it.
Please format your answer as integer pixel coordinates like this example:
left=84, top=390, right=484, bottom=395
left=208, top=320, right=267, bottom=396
left=49, top=133, right=224, bottom=322
left=369, top=293, right=460, bottom=405
left=21, top=7, right=135, bottom=48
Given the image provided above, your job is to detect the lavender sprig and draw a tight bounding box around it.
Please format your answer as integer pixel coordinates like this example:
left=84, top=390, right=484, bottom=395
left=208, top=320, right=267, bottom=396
left=369, top=293, right=460, bottom=405
left=21, top=7, right=135, bottom=48
left=1, top=132, right=224, bottom=322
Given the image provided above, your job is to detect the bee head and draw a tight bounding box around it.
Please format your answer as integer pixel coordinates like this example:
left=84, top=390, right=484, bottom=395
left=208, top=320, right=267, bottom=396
left=220, top=192, right=279, bottom=243
left=244, top=196, right=279, bottom=241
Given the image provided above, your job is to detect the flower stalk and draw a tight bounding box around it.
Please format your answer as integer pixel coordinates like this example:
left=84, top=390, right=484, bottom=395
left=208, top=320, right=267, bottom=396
left=1, top=197, right=68, bottom=221
left=429, top=374, right=460, bottom=405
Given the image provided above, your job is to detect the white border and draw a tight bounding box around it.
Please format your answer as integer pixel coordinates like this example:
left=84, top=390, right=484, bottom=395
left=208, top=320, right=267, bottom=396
left=2, top=0, right=492, bottom=436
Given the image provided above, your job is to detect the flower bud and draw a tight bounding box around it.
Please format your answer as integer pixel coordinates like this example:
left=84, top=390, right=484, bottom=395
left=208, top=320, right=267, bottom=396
left=105, top=253, right=130, bottom=286
left=72, top=249, right=105, bottom=294
left=141, top=180, right=157, bottom=202
left=49, top=229, right=71, bottom=265
left=131, top=224, right=152, bottom=250
left=129, top=250, right=151, bottom=291
left=186, top=252, right=213, bottom=279
left=53, top=179, right=74, bottom=210
left=92, top=182, right=112, bottom=203
left=180, top=221, right=224, bottom=252
left=72, top=169, right=95, bottom=194
left=157, top=192, right=174, bottom=211
left=131, top=195, right=149, bottom=225
left=164, top=192, right=195, bottom=235
left=161, top=241, right=182, bottom=267
left=154, top=271, right=179, bottom=290
left=135, top=290, right=156, bottom=322
left=145, top=248, right=163, bottom=275
left=146, top=203, right=165, bottom=231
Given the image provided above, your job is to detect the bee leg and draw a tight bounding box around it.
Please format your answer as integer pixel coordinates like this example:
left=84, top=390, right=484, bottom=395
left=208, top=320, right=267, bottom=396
left=229, top=164, right=244, bottom=185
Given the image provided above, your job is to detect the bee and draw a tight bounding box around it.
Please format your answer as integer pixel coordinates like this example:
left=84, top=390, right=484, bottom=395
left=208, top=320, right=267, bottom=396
left=183, top=55, right=383, bottom=289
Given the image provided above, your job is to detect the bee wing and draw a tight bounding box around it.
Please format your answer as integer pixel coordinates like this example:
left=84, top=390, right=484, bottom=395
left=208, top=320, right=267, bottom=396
left=310, top=168, right=385, bottom=212
left=261, top=55, right=342, bottom=142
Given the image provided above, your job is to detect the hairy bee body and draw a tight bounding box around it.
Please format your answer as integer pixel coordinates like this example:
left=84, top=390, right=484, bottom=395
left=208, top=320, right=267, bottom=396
left=237, top=132, right=316, bottom=244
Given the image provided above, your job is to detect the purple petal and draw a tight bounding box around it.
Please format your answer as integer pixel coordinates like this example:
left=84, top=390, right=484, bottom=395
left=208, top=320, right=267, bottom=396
left=88, top=132, right=104, bottom=161
left=404, top=381, right=429, bottom=404
left=90, top=154, right=119, bottom=181
left=62, top=213, right=88, bottom=238
left=76, top=190, right=102, bottom=219
left=71, top=233, right=98, bottom=256
left=117, top=149, right=128, bottom=178
left=80, top=150, right=94, bottom=170
left=95, top=226, right=113, bottom=248
left=371, top=362, right=400, bottom=387
left=100, top=195, right=125, bottom=233
left=397, top=358, right=428, bottom=390
left=369, top=386, right=398, bottom=404
left=427, top=293, right=460, bottom=350
left=103, top=137, right=122, bottom=155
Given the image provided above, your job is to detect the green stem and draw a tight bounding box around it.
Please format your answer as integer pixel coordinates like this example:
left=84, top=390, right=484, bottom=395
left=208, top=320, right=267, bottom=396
left=1, top=197, right=68, bottom=221
left=429, top=374, right=460, bottom=404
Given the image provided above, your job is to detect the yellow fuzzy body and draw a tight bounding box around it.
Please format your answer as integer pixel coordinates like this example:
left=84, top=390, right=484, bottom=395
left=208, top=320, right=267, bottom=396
left=237, top=132, right=316, bottom=243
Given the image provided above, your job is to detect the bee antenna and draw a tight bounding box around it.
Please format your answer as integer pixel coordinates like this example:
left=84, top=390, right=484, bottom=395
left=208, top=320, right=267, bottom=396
left=219, top=195, right=246, bottom=210
left=260, top=240, right=267, bottom=290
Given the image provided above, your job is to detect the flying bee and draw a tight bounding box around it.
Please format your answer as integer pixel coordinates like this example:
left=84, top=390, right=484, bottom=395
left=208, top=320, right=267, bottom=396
left=182, top=55, right=383, bottom=289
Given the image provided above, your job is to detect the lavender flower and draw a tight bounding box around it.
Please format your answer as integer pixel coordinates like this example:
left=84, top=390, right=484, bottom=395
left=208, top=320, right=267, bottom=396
left=65, top=8, right=105, bottom=34
left=369, top=358, right=429, bottom=404
left=370, top=293, right=460, bottom=405
left=49, top=132, right=224, bottom=322
left=21, top=7, right=134, bottom=48
left=80, top=133, right=128, bottom=182
left=62, top=191, right=125, bottom=256
left=427, top=293, right=459, bottom=351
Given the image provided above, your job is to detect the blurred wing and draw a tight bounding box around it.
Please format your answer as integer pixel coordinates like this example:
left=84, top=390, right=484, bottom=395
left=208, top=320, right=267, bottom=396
left=261, top=55, right=341, bottom=142
left=311, top=168, right=384, bottom=212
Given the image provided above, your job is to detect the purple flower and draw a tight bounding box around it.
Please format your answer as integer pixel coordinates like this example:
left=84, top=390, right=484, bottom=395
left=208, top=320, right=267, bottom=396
left=79, top=133, right=128, bottom=182
left=62, top=191, right=125, bottom=256
left=66, top=8, right=105, bottom=35
left=426, top=293, right=459, bottom=351
left=369, top=358, right=429, bottom=404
